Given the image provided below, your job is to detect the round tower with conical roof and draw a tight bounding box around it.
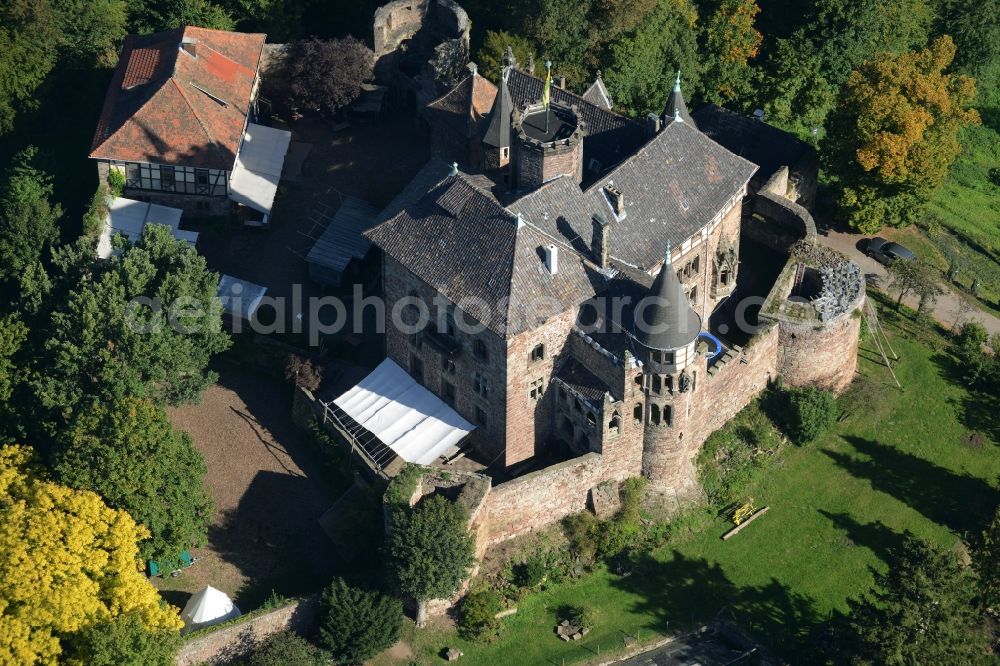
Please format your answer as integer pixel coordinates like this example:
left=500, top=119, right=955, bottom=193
left=632, top=242, right=703, bottom=490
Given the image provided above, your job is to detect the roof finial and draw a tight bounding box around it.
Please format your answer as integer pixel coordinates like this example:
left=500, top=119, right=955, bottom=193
left=664, top=240, right=672, bottom=266
left=674, top=108, right=682, bottom=122
left=450, top=162, right=459, bottom=176
left=674, top=69, right=682, bottom=92
left=596, top=69, right=603, bottom=80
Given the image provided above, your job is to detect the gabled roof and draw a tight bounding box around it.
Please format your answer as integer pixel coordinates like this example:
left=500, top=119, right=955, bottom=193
left=505, top=69, right=648, bottom=179
left=90, top=26, right=266, bottom=170
left=582, top=120, right=757, bottom=269
left=364, top=175, right=602, bottom=337
left=424, top=72, right=498, bottom=140
left=581, top=73, right=613, bottom=111
left=692, top=104, right=816, bottom=182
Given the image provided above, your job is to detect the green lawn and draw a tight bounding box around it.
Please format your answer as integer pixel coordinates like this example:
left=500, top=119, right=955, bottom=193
left=924, top=61, right=1000, bottom=313
left=380, top=300, right=1000, bottom=665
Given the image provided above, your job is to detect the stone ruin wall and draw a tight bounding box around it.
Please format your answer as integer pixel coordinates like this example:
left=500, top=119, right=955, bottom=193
left=776, top=302, right=863, bottom=393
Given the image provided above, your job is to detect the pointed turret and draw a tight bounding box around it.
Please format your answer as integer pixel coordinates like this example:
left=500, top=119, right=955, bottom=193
left=582, top=70, right=614, bottom=110
left=663, top=70, right=694, bottom=125
left=632, top=241, right=701, bottom=353
left=482, top=65, right=514, bottom=168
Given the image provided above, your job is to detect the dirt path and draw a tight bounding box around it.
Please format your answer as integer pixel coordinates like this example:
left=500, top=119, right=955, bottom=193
left=819, top=228, right=1000, bottom=335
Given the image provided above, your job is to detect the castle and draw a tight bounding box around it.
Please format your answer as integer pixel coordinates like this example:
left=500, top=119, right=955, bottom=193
left=345, top=46, right=865, bottom=544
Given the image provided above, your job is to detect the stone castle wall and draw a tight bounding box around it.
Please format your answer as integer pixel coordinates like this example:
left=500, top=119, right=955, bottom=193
left=777, top=305, right=862, bottom=392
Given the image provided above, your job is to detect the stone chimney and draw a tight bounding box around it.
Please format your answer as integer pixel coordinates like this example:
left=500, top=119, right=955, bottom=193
left=180, top=37, right=198, bottom=58
left=544, top=244, right=559, bottom=275
left=646, top=112, right=661, bottom=135
left=591, top=214, right=610, bottom=268
left=604, top=185, right=625, bottom=217
left=554, top=75, right=566, bottom=89
left=526, top=55, right=535, bottom=75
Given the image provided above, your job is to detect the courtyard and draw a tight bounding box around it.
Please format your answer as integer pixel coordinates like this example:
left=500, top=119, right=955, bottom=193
left=160, top=364, right=343, bottom=611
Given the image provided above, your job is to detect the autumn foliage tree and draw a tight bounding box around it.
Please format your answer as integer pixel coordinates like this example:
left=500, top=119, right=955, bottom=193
left=822, top=36, right=980, bottom=234
left=0, top=445, right=182, bottom=665
left=699, top=0, right=762, bottom=106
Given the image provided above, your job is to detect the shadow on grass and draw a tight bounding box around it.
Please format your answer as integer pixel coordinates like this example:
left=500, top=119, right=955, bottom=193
left=818, top=511, right=909, bottom=567
left=612, top=551, right=825, bottom=660
left=823, top=436, right=999, bottom=536
left=930, top=350, right=1000, bottom=444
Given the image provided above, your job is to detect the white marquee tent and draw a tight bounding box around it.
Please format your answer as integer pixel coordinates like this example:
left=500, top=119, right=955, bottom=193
left=97, top=197, right=199, bottom=259
left=229, top=122, right=292, bottom=224
left=180, top=585, right=241, bottom=634
left=217, top=274, right=268, bottom=320
left=333, top=359, right=475, bottom=465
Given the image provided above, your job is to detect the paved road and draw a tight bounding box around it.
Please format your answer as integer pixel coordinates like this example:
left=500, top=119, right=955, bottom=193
left=818, top=229, right=1000, bottom=335
left=619, top=629, right=764, bottom=666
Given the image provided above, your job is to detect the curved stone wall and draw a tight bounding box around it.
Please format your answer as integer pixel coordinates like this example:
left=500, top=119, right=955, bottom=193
left=776, top=294, right=864, bottom=393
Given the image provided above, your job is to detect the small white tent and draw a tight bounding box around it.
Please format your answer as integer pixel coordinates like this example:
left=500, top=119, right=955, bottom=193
left=180, top=585, right=241, bottom=633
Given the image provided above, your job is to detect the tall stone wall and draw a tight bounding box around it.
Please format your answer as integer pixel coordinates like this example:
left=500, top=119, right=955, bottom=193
left=777, top=304, right=862, bottom=393
left=482, top=452, right=604, bottom=544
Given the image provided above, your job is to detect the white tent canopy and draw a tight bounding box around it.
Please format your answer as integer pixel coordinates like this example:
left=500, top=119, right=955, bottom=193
left=217, top=274, right=267, bottom=320
left=333, top=359, right=475, bottom=465
left=180, top=585, right=241, bottom=634
left=97, top=197, right=198, bottom=259
left=229, top=122, right=292, bottom=222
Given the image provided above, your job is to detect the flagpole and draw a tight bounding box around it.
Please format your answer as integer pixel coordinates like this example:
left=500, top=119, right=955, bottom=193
left=545, top=60, right=552, bottom=135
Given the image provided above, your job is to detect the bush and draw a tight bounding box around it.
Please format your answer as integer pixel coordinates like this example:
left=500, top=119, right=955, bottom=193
left=82, top=184, right=108, bottom=238
left=242, top=631, right=327, bottom=666
left=107, top=168, right=125, bottom=197
left=284, top=354, right=323, bottom=391
left=619, top=476, right=647, bottom=524
left=513, top=552, right=547, bottom=587
left=953, top=322, right=999, bottom=390
left=384, top=463, right=423, bottom=506
left=458, top=588, right=504, bottom=642
left=561, top=604, right=596, bottom=630
left=784, top=386, right=837, bottom=444
left=69, top=611, right=181, bottom=666
left=563, top=511, right=599, bottom=564
left=319, top=577, right=403, bottom=665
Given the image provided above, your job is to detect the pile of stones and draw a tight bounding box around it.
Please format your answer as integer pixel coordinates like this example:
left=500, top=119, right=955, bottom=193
left=813, top=261, right=864, bottom=321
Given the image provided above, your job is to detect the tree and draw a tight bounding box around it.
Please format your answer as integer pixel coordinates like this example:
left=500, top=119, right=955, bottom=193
left=844, top=534, right=988, bottom=664
left=0, top=147, right=63, bottom=287
left=458, top=588, right=503, bottom=642
left=524, top=0, right=596, bottom=88
left=822, top=37, right=980, bottom=233
left=476, top=30, right=537, bottom=82
left=35, top=224, right=231, bottom=414
left=0, top=315, right=27, bottom=403
left=287, top=37, right=374, bottom=117
left=318, top=577, right=402, bottom=664
left=761, top=37, right=836, bottom=140
left=386, top=494, right=475, bottom=627
left=67, top=611, right=182, bottom=666
left=129, top=0, right=235, bottom=33
left=887, top=260, right=939, bottom=310
left=939, top=0, right=1000, bottom=73
left=976, top=507, right=1000, bottom=613
left=0, top=0, right=61, bottom=134
left=699, top=0, right=762, bottom=106
left=603, top=0, right=701, bottom=117
left=53, top=0, right=128, bottom=67
left=784, top=386, right=837, bottom=443
left=0, top=445, right=182, bottom=665
left=51, top=396, right=212, bottom=563
left=242, top=631, right=328, bottom=666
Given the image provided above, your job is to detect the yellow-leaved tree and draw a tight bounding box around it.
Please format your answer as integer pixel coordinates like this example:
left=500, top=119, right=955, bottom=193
left=0, top=445, right=182, bottom=665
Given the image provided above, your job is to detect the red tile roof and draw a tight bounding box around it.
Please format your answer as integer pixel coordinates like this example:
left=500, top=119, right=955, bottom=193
left=90, top=26, right=266, bottom=170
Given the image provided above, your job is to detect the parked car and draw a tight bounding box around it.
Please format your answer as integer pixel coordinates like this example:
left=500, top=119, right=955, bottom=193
left=864, top=237, right=916, bottom=265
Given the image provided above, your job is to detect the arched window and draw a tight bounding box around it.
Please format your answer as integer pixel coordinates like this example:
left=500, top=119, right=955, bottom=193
left=664, top=404, right=673, bottom=426
left=633, top=403, right=642, bottom=423
left=609, top=411, right=621, bottom=433
left=634, top=374, right=643, bottom=388
left=650, top=404, right=661, bottom=426
left=652, top=375, right=662, bottom=394
left=586, top=412, right=597, bottom=428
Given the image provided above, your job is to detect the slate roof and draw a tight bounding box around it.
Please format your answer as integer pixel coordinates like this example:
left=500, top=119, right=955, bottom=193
left=511, top=121, right=758, bottom=270
left=632, top=250, right=702, bottom=351
left=482, top=69, right=513, bottom=148
left=364, top=175, right=604, bottom=338
left=90, top=27, right=266, bottom=170
left=581, top=74, right=613, bottom=111
left=506, top=69, right=648, bottom=179
left=554, top=357, right=611, bottom=406
left=692, top=104, right=815, bottom=182
left=424, top=72, right=498, bottom=140
left=583, top=119, right=757, bottom=268
left=663, top=73, right=694, bottom=125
